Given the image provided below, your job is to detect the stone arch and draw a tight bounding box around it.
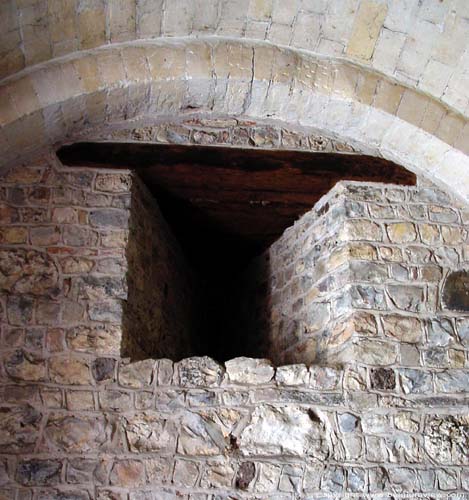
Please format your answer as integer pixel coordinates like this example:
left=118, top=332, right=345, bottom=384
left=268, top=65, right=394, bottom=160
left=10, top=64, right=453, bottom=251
left=1, top=39, right=468, bottom=200
left=2, top=0, right=468, bottom=119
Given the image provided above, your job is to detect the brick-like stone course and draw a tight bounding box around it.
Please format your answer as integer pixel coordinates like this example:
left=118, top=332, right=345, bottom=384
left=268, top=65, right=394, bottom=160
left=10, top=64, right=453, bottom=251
left=0, top=154, right=468, bottom=498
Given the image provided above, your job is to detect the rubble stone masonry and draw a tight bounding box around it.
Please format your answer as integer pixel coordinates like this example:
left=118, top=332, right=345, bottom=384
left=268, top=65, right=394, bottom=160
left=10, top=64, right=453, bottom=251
left=0, top=151, right=468, bottom=499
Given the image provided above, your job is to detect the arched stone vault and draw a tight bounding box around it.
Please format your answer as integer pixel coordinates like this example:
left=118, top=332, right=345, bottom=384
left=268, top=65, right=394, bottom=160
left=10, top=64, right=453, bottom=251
left=1, top=39, right=469, bottom=201
left=2, top=0, right=469, bottom=116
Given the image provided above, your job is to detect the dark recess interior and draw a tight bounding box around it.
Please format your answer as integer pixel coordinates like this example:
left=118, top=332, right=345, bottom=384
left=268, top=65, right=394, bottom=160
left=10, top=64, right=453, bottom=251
left=58, top=142, right=416, bottom=361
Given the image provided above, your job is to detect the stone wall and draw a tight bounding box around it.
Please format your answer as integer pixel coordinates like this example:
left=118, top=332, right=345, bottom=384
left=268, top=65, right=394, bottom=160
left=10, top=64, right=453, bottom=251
left=237, top=181, right=469, bottom=367
left=0, top=152, right=468, bottom=499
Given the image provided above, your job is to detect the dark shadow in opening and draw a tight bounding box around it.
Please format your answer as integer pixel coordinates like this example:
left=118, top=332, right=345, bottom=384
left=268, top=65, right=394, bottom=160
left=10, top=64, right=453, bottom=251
left=57, top=142, right=417, bottom=363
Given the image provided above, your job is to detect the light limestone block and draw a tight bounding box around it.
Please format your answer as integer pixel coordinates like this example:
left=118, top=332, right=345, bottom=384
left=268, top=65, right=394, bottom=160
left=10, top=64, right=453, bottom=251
left=346, top=0, right=388, bottom=61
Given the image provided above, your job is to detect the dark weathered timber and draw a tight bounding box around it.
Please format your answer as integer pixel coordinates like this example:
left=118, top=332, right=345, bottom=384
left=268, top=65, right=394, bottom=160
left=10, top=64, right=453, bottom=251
left=58, top=142, right=416, bottom=262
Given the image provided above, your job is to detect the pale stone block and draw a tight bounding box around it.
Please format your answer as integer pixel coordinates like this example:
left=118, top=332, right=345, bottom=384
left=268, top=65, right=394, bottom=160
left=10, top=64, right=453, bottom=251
left=262, top=82, right=291, bottom=119
left=454, top=122, right=469, bottom=155
left=97, top=51, right=127, bottom=87
left=214, top=43, right=252, bottom=80
left=298, top=93, right=329, bottom=129
left=443, top=71, right=469, bottom=113
left=32, top=66, right=69, bottom=107
left=404, top=131, right=451, bottom=175
left=147, top=45, right=186, bottom=81
left=272, top=49, right=296, bottom=84
left=332, top=64, right=359, bottom=100
left=0, top=40, right=24, bottom=79
left=60, top=61, right=84, bottom=98
left=43, top=102, right=66, bottom=143
left=432, top=14, right=467, bottom=67
left=109, top=0, right=136, bottom=42
left=192, top=0, right=218, bottom=32
left=218, top=0, right=249, bottom=37
left=418, top=59, right=451, bottom=97
left=435, top=111, right=465, bottom=146
left=4, top=111, right=48, bottom=153
left=346, top=0, right=387, bottom=61
left=381, top=118, right=420, bottom=166
left=20, top=2, right=52, bottom=66
left=396, top=20, right=439, bottom=80
left=355, top=72, right=379, bottom=106
left=245, top=19, right=269, bottom=39
left=291, top=11, right=321, bottom=50
left=78, top=7, right=106, bottom=49
left=372, top=28, right=406, bottom=74
left=9, top=76, right=39, bottom=122
left=373, top=80, right=404, bottom=115
left=313, top=61, right=334, bottom=95
left=272, top=0, right=298, bottom=24
left=417, top=0, right=447, bottom=24
left=84, top=91, right=107, bottom=126
left=322, top=7, right=356, bottom=44
left=0, top=87, right=18, bottom=126
left=317, top=38, right=346, bottom=57
left=162, top=0, right=193, bottom=36
left=295, top=57, right=318, bottom=90
left=61, top=95, right=88, bottom=134
left=121, top=46, right=151, bottom=82
left=136, top=0, right=163, bottom=38
left=225, top=357, right=274, bottom=384
left=74, top=55, right=101, bottom=93
left=267, top=22, right=293, bottom=45
left=420, top=100, right=446, bottom=135
left=47, top=0, right=77, bottom=46
left=186, top=43, right=212, bottom=79
left=355, top=108, right=395, bottom=151
left=397, top=89, right=429, bottom=128
left=248, top=0, right=273, bottom=21
left=253, top=45, right=275, bottom=81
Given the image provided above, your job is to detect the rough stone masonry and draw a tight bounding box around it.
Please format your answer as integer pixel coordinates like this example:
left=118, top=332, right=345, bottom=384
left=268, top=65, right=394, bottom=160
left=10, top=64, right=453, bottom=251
left=0, top=139, right=468, bottom=499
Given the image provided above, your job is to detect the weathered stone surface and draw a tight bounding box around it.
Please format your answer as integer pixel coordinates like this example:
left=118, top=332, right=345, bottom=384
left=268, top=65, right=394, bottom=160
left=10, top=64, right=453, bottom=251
left=370, top=368, right=396, bottom=391
left=0, top=405, right=42, bottom=452
left=125, top=413, right=176, bottom=453
left=177, top=410, right=230, bottom=456
left=387, top=285, right=425, bottom=312
left=387, top=222, right=417, bottom=243
left=424, top=415, right=469, bottom=465
left=44, top=414, right=109, bottom=452
left=427, top=319, right=457, bottom=346
left=239, top=405, right=327, bottom=457
left=89, top=209, right=129, bottom=228
left=16, top=459, right=62, bottom=486
left=4, top=349, right=47, bottom=381
left=275, top=364, right=309, bottom=386
left=0, top=249, right=59, bottom=295
left=338, top=413, right=360, bottom=433
left=67, top=325, right=121, bottom=354
left=353, top=340, right=398, bottom=365
left=399, top=369, right=433, bottom=395
left=172, top=459, right=199, bottom=487
left=92, top=357, right=116, bottom=383
left=434, top=370, right=469, bottom=393
left=110, top=460, right=145, bottom=487
left=177, top=356, right=223, bottom=387
left=49, top=357, right=91, bottom=385
left=382, top=315, right=423, bottom=343
left=236, top=461, right=256, bottom=490
left=225, top=357, right=274, bottom=384
left=119, top=360, right=155, bottom=388
left=95, top=173, right=132, bottom=193
left=442, top=270, right=469, bottom=311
